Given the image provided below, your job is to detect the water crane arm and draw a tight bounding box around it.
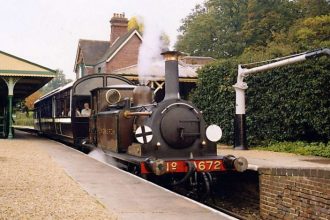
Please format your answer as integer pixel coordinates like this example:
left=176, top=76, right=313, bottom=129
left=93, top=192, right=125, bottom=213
left=236, top=48, right=330, bottom=86
left=233, top=48, right=330, bottom=150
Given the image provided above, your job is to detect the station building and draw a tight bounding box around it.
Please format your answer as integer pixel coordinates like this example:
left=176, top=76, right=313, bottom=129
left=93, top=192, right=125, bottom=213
left=0, top=50, right=55, bottom=138
left=73, top=13, right=215, bottom=100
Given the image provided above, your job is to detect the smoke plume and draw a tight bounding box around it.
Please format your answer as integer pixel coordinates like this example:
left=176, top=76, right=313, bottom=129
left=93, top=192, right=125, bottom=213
left=137, top=16, right=168, bottom=85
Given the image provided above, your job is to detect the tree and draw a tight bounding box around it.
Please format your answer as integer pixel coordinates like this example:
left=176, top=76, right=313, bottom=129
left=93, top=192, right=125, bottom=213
left=242, top=0, right=298, bottom=46
left=175, top=0, right=330, bottom=146
left=175, top=0, right=330, bottom=60
left=175, top=9, right=219, bottom=57
left=24, top=90, right=43, bottom=110
left=128, top=16, right=144, bottom=33
left=293, top=0, right=330, bottom=19
left=41, top=69, right=72, bottom=94
left=288, top=15, right=330, bottom=51
left=175, top=0, right=248, bottom=58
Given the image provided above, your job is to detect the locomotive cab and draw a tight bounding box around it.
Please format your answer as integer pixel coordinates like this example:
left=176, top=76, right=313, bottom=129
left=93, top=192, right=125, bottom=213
left=90, top=85, right=136, bottom=152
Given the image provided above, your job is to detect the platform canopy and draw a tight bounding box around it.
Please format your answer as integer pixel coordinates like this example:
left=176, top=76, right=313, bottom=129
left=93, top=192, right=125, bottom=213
left=0, top=50, right=55, bottom=139
left=0, top=51, right=55, bottom=100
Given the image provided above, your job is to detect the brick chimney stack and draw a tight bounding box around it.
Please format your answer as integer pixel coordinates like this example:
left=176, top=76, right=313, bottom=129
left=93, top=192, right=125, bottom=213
left=110, top=13, right=128, bottom=45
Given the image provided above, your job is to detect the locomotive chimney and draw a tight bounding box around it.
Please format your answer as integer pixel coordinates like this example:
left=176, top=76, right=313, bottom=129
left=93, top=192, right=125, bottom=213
left=161, top=51, right=181, bottom=100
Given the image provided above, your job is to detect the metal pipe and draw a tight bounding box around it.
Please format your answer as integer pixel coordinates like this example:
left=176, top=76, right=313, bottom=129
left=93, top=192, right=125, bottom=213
left=124, top=111, right=152, bottom=118
left=171, top=161, right=195, bottom=186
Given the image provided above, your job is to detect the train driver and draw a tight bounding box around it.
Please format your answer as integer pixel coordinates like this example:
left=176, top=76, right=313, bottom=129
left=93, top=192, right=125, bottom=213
left=81, top=102, right=91, bottom=117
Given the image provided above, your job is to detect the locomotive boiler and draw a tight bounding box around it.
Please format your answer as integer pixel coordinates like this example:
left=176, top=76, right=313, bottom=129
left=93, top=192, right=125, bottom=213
left=87, top=51, right=248, bottom=195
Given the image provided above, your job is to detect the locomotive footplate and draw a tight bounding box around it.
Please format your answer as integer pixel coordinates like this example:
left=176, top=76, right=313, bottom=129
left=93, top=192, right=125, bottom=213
left=141, top=158, right=226, bottom=174
left=140, top=155, right=248, bottom=175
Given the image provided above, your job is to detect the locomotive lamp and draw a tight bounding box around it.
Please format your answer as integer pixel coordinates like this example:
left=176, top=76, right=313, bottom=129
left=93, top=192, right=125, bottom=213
left=206, top=124, right=222, bottom=142
left=233, top=48, right=330, bottom=150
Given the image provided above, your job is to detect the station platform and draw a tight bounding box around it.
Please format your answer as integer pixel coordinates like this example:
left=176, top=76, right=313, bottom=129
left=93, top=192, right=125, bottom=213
left=216, top=147, right=330, bottom=219
left=0, top=130, right=234, bottom=220
left=218, top=147, right=330, bottom=171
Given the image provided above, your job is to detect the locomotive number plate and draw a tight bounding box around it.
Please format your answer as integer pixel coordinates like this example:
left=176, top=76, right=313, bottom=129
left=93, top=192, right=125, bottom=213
left=140, top=159, right=225, bottom=174
left=166, top=160, right=224, bottom=172
left=192, top=160, right=223, bottom=172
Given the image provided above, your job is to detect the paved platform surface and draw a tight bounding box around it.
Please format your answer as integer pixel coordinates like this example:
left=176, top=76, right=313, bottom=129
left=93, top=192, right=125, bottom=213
left=0, top=130, right=115, bottom=219
left=1, top=130, right=234, bottom=220
left=218, top=147, right=330, bottom=171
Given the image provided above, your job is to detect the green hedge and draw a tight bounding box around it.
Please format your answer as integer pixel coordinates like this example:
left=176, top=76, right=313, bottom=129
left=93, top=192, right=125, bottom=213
left=14, top=111, right=34, bottom=127
left=192, top=57, right=330, bottom=145
left=253, top=142, right=330, bottom=158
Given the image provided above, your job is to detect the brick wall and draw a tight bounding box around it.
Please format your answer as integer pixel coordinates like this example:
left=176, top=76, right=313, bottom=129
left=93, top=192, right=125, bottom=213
left=106, top=34, right=141, bottom=73
left=85, top=66, right=94, bottom=75
left=259, top=168, right=330, bottom=220
left=216, top=170, right=260, bottom=218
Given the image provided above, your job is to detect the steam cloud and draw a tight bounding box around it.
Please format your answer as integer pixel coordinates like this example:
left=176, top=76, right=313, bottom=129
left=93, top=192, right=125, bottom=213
left=88, top=148, right=118, bottom=166
left=137, top=16, right=168, bottom=85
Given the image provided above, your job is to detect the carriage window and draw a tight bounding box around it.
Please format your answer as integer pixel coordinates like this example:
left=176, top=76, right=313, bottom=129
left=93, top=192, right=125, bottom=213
left=54, top=90, right=71, bottom=117
left=73, top=96, right=91, bottom=118
left=55, top=94, right=62, bottom=117
left=75, top=77, right=103, bottom=95
left=40, top=98, right=52, bottom=118
left=63, top=90, right=70, bottom=117
left=65, top=93, right=71, bottom=116
left=106, top=77, right=130, bottom=86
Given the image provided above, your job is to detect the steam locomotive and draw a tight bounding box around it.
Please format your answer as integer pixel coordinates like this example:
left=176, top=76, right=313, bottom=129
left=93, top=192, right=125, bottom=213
left=34, top=51, right=248, bottom=197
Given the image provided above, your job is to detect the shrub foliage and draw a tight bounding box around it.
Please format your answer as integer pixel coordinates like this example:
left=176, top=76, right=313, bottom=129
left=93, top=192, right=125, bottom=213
left=253, top=142, right=330, bottom=158
left=192, top=57, right=330, bottom=145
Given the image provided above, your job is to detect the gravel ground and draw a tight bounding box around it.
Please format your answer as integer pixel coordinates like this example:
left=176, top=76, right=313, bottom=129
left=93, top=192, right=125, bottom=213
left=0, top=137, right=117, bottom=220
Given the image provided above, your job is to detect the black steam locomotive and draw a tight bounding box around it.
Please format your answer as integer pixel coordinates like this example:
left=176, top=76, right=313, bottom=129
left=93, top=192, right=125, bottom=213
left=34, top=51, right=248, bottom=197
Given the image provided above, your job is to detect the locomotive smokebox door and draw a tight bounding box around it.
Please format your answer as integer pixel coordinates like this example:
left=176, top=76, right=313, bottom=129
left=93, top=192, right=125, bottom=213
left=160, top=104, right=200, bottom=149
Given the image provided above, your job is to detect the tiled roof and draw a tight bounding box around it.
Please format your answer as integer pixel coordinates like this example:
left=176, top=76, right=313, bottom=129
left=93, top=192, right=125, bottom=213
left=78, top=40, right=110, bottom=65
left=96, top=28, right=139, bottom=64
left=111, top=60, right=200, bottom=79
left=78, top=28, right=141, bottom=66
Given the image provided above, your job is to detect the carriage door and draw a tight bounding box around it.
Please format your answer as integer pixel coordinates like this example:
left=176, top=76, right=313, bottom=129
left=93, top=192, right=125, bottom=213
left=54, top=96, right=61, bottom=134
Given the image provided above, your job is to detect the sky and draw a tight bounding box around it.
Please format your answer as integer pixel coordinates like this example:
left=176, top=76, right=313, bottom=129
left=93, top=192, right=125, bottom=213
left=0, top=0, right=205, bottom=80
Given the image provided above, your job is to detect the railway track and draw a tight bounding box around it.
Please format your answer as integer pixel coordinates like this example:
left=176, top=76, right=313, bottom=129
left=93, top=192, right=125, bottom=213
left=167, top=185, right=249, bottom=220
left=204, top=202, right=246, bottom=220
